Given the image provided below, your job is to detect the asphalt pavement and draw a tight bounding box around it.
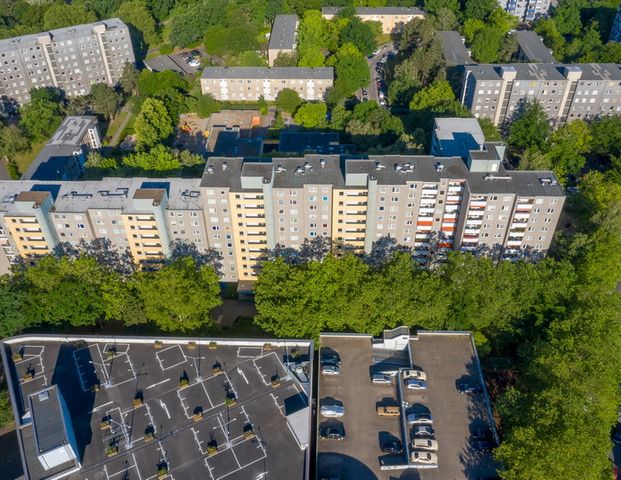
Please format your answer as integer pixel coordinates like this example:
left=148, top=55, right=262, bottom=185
left=359, top=43, right=395, bottom=105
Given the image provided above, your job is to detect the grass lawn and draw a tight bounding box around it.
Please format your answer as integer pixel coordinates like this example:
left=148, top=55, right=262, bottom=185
left=104, top=109, right=135, bottom=146
left=14, top=140, right=46, bottom=177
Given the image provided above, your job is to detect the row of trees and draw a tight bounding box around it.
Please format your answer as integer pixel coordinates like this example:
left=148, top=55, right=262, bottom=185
left=0, top=239, right=222, bottom=337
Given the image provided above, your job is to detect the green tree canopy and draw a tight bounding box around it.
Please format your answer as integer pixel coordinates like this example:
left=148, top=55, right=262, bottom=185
left=338, top=17, right=378, bottom=57
left=294, top=102, right=327, bottom=128
left=169, top=0, right=226, bottom=47
left=19, top=87, right=63, bottom=142
left=275, top=88, right=303, bottom=114
left=122, top=145, right=180, bottom=171
left=135, top=257, right=221, bottom=331
left=507, top=100, right=550, bottom=154
left=114, top=0, right=159, bottom=49
left=134, top=98, right=174, bottom=149
left=327, top=43, right=370, bottom=100
left=89, top=84, right=122, bottom=121
left=43, top=4, right=97, bottom=30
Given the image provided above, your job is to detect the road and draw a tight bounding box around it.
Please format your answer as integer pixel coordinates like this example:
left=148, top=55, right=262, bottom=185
left=358, top=43, right=395, bottom=104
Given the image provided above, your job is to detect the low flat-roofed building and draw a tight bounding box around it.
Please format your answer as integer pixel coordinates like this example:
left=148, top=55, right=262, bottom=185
left=268, top=14, right=299, bottom=66
left=514, top=31, right=556, bottom=63
left=1, top=335, right=314, bottom=480
left=23, top=116, right=101, bottom=181
left=317, top=327, right=499, bottom=479
left=278, top=131, right=355, bottom=155
left=431, top=117, right=485, bottom=159
left=322, top=7, right=426, bottom=33
left=439, top=31, right=475, bottom=67
left=200, top=67, right=334, bottom=101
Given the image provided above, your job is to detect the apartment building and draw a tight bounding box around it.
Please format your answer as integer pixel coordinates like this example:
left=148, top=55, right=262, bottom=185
left=0, top=18, right=134, bottom=104
left=268, top=15, right=298, bottom=66
left=24, top=116, right=101, bottom=181
left=514, top=31, right=556, bottom=63
left=200, top=67, right=333, bottom=101
left=610, top=5, right=621, bottom=42
left=496, top=0, right=550, bottom=22
left=461, top=63, right=621, bottom=126
left=321, top=7, right=426, bottom=33
left=431, top=118, right=485, bottom=159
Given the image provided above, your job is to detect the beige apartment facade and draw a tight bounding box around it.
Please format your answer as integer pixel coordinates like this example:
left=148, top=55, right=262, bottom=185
left=200, top=67, right=334, bottom=101
left=0, top=152, right=564, bottom=282
left=321, top=7, right=426, bottom=33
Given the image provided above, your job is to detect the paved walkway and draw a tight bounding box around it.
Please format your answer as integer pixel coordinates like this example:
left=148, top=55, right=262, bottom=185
left=109, top=105, right=132, bottom=146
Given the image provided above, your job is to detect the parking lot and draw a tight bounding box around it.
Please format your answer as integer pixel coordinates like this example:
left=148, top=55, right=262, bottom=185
left=317, top=331, right=498, bottom=480
left=1, top=337, right=313, bottom=480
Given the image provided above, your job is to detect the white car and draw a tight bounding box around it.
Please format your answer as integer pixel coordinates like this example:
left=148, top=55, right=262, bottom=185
left=188, top=58, right=201, bottom=68
left=407, top=413, right=433, bottom=425
left=403, top=369, right=427, bottom=381
left=372, top=373, right=392, bottom=385
left=412, top=425, right=434, bottom=437
left=321, top=364, right=340, bottom=375
left=410, top=450, right=438, bottom=465
left=405, top=379, right=427, bottom=390
left=320, top=405, right=345, bottom=417
left=412, top=438, right=438, bottom=451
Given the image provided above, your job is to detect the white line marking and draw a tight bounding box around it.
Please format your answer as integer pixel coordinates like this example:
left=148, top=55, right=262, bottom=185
left=159, top=400, right=171, bottom=419
left=89, top=401, right=113, bottom=414
left=236, top=367, right=249, bottom=385
left=146, top=379, right=170, bottom=390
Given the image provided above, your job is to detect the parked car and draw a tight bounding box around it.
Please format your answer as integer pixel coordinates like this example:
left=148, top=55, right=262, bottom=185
left=412, top=425, right=434, bottom=437
left=362, top=89, right=368, bottom=96
left=378, top=98, right=387, bottom=107
left=403, top=369, right=426, bottom=381
left=407, top=413, right=433, bottom=425
left=179, top=51, right=190, bottom=59
left=320, top=424, right=345, bottom=440
left=411, top=438, right=438, bottom=451
left=457, top=381, right=483, bottom=394
left=377, top=405, right=400, bottom=416
left=380, top=439, right=403, bottom=454
left=472, top=427, right=493, bottom=441
left=405, top=379, right=428, bottom=391
left=473, top=439, right=495, bottom=452
left=320, top=405, right=345, bottom=418
left=188, top=57, right=201, bottom=68
left=612, top=424, right=621, bottom=444
left=410, top=450, right=438, bottom=465
left=321, top=350, right=340, bottom=365
left=321, top=364, right=340, bottom=375
left=372, top=373, right=392, bottom=385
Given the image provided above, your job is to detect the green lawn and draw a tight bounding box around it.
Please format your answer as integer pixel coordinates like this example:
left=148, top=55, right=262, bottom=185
left=14, top=140, right=46, bottom=177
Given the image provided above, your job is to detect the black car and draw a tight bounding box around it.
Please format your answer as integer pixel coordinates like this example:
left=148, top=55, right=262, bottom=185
left=612, top=424, right=621, bottom=444
left=457, top=381, right=483, bottom=394
left=472, top=427, right=493, bottom=441
left=321, top=350, right=340, bottom=365
left=380, top=439, right=403, bottom=454
left=320, top=424, right=345, bottom=440
left=473, top=439, right=495, bottom=452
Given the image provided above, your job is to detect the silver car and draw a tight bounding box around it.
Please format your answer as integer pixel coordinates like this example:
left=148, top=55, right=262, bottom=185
left=412, top=425, right=434, bottom=437
left=411, top=438, right=438, bottom=451
left=321, top=364, right=340, bottom=375
left=407, top=413, right=433, bottom=425
left=410, top=450, right=438, bottom=465
left=320, top=404, right=345, bottom=417
left=402, top=369, right=427, bottom=381
left=372, top=373, right=392, bottom=385
left=405, top=379, right=428, bottom=390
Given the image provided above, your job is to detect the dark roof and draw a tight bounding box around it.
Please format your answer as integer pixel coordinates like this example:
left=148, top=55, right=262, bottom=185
left=350, top=156, right=469, bottom=184
left=514, top=31, right=556, bottom=63
left=201, top=67, right=334, bottom=80
left=465, top=62, right=621, bottom=81
left=212, top=131, right=263, bottom=157
left=279, top=132, right=354, bottom=154
left=144, top=55, right=188, bottom=75
left=133, top=188, right=166, bottom=202
left=29, top=386, right=69, bottom=454
left=439, top=31, right=475, bottom=66
left=268, top=15, right=298, bottom=51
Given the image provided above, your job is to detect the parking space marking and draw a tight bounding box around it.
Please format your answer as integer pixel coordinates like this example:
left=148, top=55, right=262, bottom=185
left=146, top=379, right=170, bottom=390
left=155, top=345, right=187, bottom=371
left=270, top=393, right=285, bottom=417
left=236, top=367, right=248, bottom=385
left=237, top=347, right=262, bottom=358
left=104, top=455, right=139, bottom=480
left=103, top=343, right=130, bottom=356
left=159, top=400, right=171, bottom=420
left=107, top=407, right=131, bottom=447
left=176, top=389, right=191, bottom=419
left=16, top=345, right=47, bottom=387
left=203, top=434, right=268, bottom=480
left=191, top=426, right=205, bottom=455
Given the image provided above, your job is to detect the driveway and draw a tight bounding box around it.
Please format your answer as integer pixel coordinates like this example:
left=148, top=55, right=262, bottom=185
left=359, top=44, right=395, bottom=105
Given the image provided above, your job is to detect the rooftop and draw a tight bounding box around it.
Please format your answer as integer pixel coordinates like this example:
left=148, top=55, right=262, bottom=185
left=514, top=31, right=556, bottom=63
left=0, top=18, right=128, bottom=51
left=201, top=67, right=334, bottom=80
left=268, top=14, right=298, bottom=51
left=29, top=386, right=68, bottom=454
left=1, top=335, right=313, bottom=480
left=438, top=31, right=475, bottom=66
left=316, top=329, right=498, bottom=479
left=465, top=62, right=621, bottom=81
left=144, top=55, right=190, bottom=75
left=279, top=131, right=355, bottom=155
left=433, top=118, right=485, bottom=143
left=322, top=6, right=426, bottom=15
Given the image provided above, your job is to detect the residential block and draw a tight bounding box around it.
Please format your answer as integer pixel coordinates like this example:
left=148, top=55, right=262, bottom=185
left=321, top=7, right=426, bottom=33
left=268, top=14, right=298, bottom=66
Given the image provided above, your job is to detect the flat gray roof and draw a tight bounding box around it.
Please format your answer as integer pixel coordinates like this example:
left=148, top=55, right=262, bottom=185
left=0, top=18, right=127, bottom=51
left=571, top=63, right=621, bottom=81
left=439, top=31, right=475, bottom=66
left=514, top=31, right=556, bottom=63
left=29, top=386, right=69, bottom=454
left=144, top=55, right=187, bottom=75
left=466, top=62, right=621, bottom=81
left=201, top=67, right=333, bottom=80
left=434, top=118, right=485, bottom=143
left=49, top=116, right=97, bottom=147
left=268, top=14, right=298, bottom=51
left=322, top=6, right=426, bottom=15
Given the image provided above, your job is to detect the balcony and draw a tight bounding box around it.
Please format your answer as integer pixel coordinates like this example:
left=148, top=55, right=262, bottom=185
left=345, top=202, right=367, bottom=207
left=446, top=195, right=462, bottom=202
left=510, top=221, right=528, bottom=229
left=513, top=213, right=530, bottom=220
left=418, top=207, right=435, bottom=214
left=466, top=219, right=482, bottom=226
left=470, top=201, right=487, bottom=208
left=416, top=225, right=433, bottom=231
left=138, top=225, right=158, bottom=231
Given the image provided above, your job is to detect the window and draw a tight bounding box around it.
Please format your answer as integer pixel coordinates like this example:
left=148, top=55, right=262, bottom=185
left=77, top=223, right=85, bottom=229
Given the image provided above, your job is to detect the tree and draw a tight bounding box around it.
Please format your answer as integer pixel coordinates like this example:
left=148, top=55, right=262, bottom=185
left=275, top=88, right=302, bottom=114
left=553, top=0, right=583, bottom=36
left=0, top=386, right=13, bottom=429
left=326, top=43, right=370, bottom=100
left=297, top=10, right=329, bottom=59
left=169, top=0, right=226, bottom=48
left=329, top=101, right=351, bottom=130
left=54, top=238, right=135, bottom=276
left=134, top=98, right=174, bottom=149
left=119, top=62, right=139, bottom=96
left=478, top=117, right=502, bottom=141
left=168, top=239, right=222, bottom=273
left=273, top=51, right=298, bottom=66
left=424, top=0, right=460, bottom=15
left=257, top=95, right=269, bottom=115
left=0, top=125, right=30, bottom=163
left=89, top=84, right=122, bottom=121
left=122, top=145, right=180, bottom=171
left=298, top=46, right=325, bottom=67
left=547, top=120, right=592, bottom=181
left=85, top=151, right=118, bottom=170
left=135, top=257, right=221, bottom=332
left=114, top=1, right=159, bottom=50
left=137, top=70, right=189, bottom=98
left=19, top=87, right=63, bottom=141
left=187, top=94, right=222, bottom=118
left=0, top=276, right=31, bottom=337
left=409, top=79, right=457, bottom=111
left=338, top=17, right=377, bottom=57
left=294, top=102, right=327, bottom=128
left=589, top=115, right=621, bottom=161
left=146, top=0, right=174, bottom=21
left=507, top=100, right=550, bottom=154
left=464, top=0, right=497, bottom=21
left=43, top=4, right=96, bottom=30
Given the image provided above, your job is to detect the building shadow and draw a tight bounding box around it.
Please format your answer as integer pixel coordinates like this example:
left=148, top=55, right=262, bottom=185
left=317, top=452, right=379, bottom=480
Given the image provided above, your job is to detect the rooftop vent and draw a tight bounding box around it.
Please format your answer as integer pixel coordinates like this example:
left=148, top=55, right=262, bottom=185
left=539, top=177, right=558, bottom=186
left=375, top=162, right=386, bottom=170
left=222, top=162, right=228, bottom=171
left=395, top=162, right=414, bottom=173
left=320, top=159, right=326, bottom=168
left=275, top=165, right=287, bottom=173
left=434, top=162, right=445, bottom=172
left=38, top=391, right=49, bottom=401
left=303, top=162, right=313, bottom=171
left=294, top=166, right=305, bottom=175
left=206, top=165, right=215, bottom=174
left=484, top=174, right=512, bottom=181
left=181, top=190, right=200, bottom=198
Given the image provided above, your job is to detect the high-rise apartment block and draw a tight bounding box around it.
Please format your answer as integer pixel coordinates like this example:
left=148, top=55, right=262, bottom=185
left=610, top=5, right=621, bottom=42
left=0, top=18, right=134, bottom=104
left=461, top=63, right=621, bottom=126
left=496, top=0, right=550, bottom=22
left=200, top=67, right=333, bottom=101
left=0, top=149, right=564, bottom=281
left=321, top=7, right=426, bottom=33
left=268, top=15, right=298, bottom=66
